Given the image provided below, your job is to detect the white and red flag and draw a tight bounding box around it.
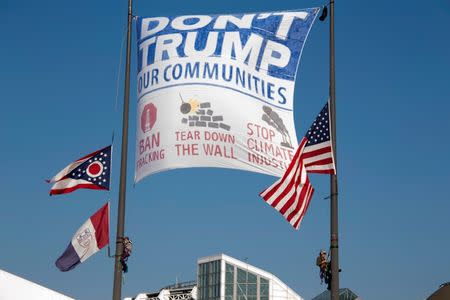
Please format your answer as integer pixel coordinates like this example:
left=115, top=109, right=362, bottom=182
left=260, top=101, right=335, bottom=229
left=55, top=202, right=109, bottom=271
left=47, top=146, right=111, bottom=195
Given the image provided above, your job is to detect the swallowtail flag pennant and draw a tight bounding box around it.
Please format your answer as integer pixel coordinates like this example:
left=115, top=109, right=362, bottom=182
left=260, top=139, right=314, bottom=229
left=55, top=202, right=109, bottom=271
left=47, top=146, right=112, bottom=195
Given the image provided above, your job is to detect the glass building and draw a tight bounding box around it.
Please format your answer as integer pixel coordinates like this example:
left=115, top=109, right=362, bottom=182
left=197, top=254, right=303, bottom=300
left=125, top=254, right=303, bottom=300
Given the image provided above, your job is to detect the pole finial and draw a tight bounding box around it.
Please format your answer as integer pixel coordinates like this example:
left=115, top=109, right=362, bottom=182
left=319, top=5, right=328, bottom=22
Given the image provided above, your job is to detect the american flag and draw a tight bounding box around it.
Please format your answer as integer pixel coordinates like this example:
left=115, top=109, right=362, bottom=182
left=303, top=101, right=336, bottom=174
left=47, top=146, right=112, bottom=195
left=260, top=139, right=315, bottom=229
left=259, top=101, right=335, bottom=229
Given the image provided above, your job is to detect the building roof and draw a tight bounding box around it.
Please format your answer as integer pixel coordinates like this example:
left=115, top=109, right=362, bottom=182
left=198, top=253, right=283, bottom=283
left=427, top=282, right=450, bottom=300
left=199, top=253, right=303, bottom=300
left=0, top=269, right=74, bottom=300
left=126, top=254, right=304, bottom=300
left=312, top=288, right=360, bottom=300
left=124, top=282, right=197, bottom=300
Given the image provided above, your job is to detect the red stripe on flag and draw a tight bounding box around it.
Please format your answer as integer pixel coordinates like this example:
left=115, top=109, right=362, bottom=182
left=307, top=169, right=335, bottom=174
left=277, top=162, right=306, bottom=214
left=305, top=157, right=333, bottom=167
left=293, top=185, right=314, bottom=229
left=278, top=186, right=298, bottom=215
left=286, top=177, right=311, bottom=223
left=294, top=185, right=314, bottom=228
left=49, top=184, right=107, bottom=195
left=302, top=145, right=332, bottom=158
left=270, top=162, right=304, bottom=208
left=259, top=138, right=317, bottom=230
left=290, top=184, right=312, bottom=228
left=90, top=203, right=109, bottom=249
left=259, top=138, right=307, bottom=199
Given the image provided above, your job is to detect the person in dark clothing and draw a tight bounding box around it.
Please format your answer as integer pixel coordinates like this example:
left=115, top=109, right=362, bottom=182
left=316, top=250, right=328, bottom=283
left=120, top=237, right=132, bottom=273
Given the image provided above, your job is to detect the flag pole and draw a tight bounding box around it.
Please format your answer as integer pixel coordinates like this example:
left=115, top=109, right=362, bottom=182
left=112, top=0, right=133, bottom=298
left=329, top=0, right=340, bottom=299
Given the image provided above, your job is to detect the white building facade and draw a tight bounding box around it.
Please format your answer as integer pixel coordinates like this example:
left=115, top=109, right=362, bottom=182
left=197, top=254, right=302, bottom=300
left=125, top=254, right=303, bottom=300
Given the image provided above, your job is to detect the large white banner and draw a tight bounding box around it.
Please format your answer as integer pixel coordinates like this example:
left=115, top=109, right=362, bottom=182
left=135, top=9, right=319, bottom=183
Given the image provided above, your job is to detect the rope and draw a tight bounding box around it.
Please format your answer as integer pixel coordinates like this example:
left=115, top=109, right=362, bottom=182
left=114, top=27, right=128, bottom=110
left=107, top=26, right=127, bottom=261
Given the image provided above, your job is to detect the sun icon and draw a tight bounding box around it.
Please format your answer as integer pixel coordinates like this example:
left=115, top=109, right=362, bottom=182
left=187, top=99, right=199, bottom=113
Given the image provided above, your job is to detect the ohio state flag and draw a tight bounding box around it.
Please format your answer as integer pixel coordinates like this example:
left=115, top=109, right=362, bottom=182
left=47, top=146, right=111, bottom=195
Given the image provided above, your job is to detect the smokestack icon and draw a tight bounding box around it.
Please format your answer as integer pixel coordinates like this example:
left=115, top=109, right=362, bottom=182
left=261, top=105, right=293, bottom=148
left=145, top=109, right=151, bottom=132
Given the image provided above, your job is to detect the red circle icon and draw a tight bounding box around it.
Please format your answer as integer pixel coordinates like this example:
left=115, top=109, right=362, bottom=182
left=141, top=103, right=157, bottom=133
left=86, top=161, right=103, bottom=178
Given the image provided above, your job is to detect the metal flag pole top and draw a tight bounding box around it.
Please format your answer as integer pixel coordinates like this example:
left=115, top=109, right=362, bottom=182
left=112, top=0, right=133, bottom=298
left=329, top=0, right=340, bottom=299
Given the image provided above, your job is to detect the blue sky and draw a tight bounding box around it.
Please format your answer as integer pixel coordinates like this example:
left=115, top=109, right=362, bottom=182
left=1, top=0, right=450, bottom=299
